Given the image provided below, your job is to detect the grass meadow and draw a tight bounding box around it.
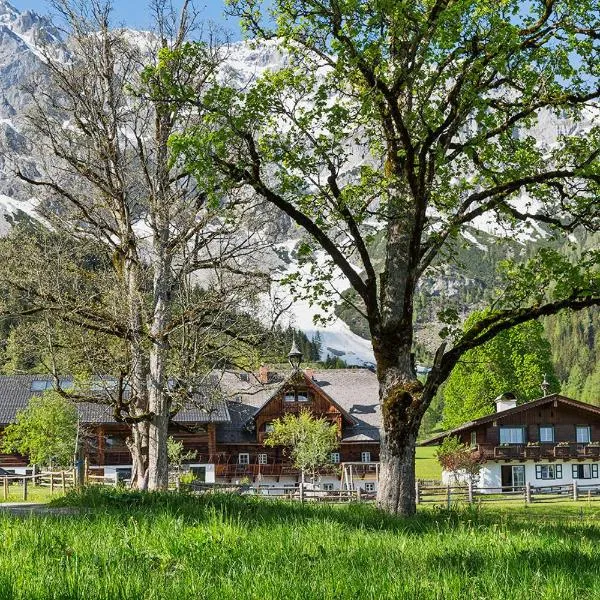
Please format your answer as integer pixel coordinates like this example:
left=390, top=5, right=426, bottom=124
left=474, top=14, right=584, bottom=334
left=0, top=488, right=600, bottom=599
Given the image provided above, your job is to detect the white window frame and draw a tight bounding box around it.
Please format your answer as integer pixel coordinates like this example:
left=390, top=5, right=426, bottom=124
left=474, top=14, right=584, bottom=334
left=577, top=426, right=591, bottom=444
left=573, top=463, right=598, bottom=479
left=330, top=452, right=341, bottom=464
left=499, top=427, right=525, bottom=444
left=257, top=453, right=268, bottom=465
left=238, top=453, right=250, bottom=465
left=296, top=391, right=309, bottom=402
left=361, top=451, right=371, bottom=463
left=364, top=482, right=375, bottom=493
left=264, top=422, right=274, bottom=433
left=535, top=464, right=562, bottom=480
left=284, top=392, right=296, bottom=402
left=539, top=426, right=554, bottom=443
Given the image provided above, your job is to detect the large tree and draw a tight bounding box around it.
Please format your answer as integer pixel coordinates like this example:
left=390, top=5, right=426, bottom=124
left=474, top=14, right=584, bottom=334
left=4, top=0, right=268, bottom=490
left=167, top=0, right=600, bottom=514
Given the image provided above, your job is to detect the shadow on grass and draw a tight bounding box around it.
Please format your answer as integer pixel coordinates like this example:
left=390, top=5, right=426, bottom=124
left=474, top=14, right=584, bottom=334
left=45, top=486, right=600, bottom=544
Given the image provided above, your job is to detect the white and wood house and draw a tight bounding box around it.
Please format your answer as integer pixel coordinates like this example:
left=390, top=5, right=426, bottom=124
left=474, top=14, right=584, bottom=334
left=422, top=393, right=600, bottom=491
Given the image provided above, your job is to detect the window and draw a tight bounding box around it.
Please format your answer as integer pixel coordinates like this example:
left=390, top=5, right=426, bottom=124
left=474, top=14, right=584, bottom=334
left=361, top=452, right=371, bottom=463
left=264, top=422, right=274, bottom=433
left=499, top=427, right=525, bottom=444
left=535, top=464, right=562, bottom=480
left=190, top=466, right=206, bottom=482
left=258, top=453, right=268, bottom=465
left=322, top=483, right=334, bottom=491
left=573, top=464, right=598, bottom=479
left=539, top=426, right=555, bottom=443
left=297, top=391, right=309, bottom=402
left=470, top=431, right=477, bottom=447
left=115, top=468, right=132, bottom=482
left=364, top=482, right=375, bottom=493
left=330, top=452, right=341, bottom=464
left=577, top=426, right=591, bottom=444
left=284, top=392, right=296, bottom=402
left=238, top=453, right=250, bottom=465
left=30, top=380, right=49, bottom=392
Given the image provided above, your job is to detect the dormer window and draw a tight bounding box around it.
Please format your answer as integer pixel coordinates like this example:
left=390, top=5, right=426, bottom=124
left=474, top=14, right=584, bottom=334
left=265, top=422, right=274, bottom=433
left=283, top=389, right=312, bottom=402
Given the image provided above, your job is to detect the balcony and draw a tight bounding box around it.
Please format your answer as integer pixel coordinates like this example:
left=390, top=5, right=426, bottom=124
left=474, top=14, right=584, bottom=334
left=476, top=443, right=596, bottom=461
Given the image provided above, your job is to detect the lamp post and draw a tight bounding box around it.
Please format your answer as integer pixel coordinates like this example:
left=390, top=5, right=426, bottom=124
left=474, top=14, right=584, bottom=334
left=288, top=339, right=303, bottom=371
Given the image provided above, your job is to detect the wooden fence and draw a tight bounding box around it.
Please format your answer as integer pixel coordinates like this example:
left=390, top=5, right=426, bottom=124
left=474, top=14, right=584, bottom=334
left=415, top=480, right=600, bottom=507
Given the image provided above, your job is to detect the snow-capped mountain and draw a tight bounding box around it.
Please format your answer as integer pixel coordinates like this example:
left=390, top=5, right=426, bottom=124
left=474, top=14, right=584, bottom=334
left=0, top=1, right=595, bottom=367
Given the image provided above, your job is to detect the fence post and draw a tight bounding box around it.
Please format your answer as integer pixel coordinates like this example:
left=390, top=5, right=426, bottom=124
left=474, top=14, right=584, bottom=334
left=573, top=481, right=578, bottom=502
left=72, top=468, right=77, bottom=489
left=32, top=465, right=38, bottom=486
left=526, top=481, right=531, bottom=504
left=3, top=477, right=7, bottom=500
left=61, top=471, right=66, bottom=494
left=299, top=482, right=304, bottom=503
left=446, top=483, right=451, bottom=509
left=22, top=477, right=27, bottom=501
left=84, top=457, right=89, bottom=485
left=357, top=487, right=362, bottom=502
left=50, top=472, right=54, bottom=495
left=176, top=477, right=181, bottom=493
left=468, top=480, right=474, bottom=504
left=415, top=480, right=420, bottom=505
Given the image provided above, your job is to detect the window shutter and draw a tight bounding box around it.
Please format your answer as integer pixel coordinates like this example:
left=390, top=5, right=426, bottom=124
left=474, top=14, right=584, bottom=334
left=535, top=465, right=541, bottom=479
left=572, top=465, right=579, bottom=479
left=556, top=464, right=562, bottom=478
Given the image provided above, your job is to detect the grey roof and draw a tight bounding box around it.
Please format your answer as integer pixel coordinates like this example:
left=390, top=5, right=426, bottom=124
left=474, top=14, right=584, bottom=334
left=420, top=394, right=600, bottom=446
left=216, top=368, right=381, bottom=443
left=0, top=375, right=230, bottom=425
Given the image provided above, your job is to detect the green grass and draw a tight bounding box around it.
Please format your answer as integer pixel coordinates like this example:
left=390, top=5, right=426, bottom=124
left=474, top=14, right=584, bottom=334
left=415, top=445, right=442, bottom=480
left=0, top=484, right=63, bottom=504
left=0, top=488, right=599, bottom=599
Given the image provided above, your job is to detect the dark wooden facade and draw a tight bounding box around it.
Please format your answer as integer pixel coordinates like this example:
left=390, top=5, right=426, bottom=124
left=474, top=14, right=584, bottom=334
left=423, top=395, right=600, bottom=463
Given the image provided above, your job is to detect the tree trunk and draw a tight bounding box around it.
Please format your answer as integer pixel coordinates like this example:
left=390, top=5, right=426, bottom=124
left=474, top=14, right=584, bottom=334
left=373, top=337, right=423, bottom=515
left=128, top=420, right=149, bottom=490
left=146, top=159, right=172, bottom=491
left=123, top=251, right=150, bottom=490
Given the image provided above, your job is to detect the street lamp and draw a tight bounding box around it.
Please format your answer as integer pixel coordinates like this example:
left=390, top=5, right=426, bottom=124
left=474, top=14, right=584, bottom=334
left=288, top=338, right=303, bottom=371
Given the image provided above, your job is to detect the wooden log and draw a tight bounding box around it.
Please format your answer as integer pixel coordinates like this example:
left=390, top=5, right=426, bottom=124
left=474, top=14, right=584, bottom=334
left=3, top=477, right=7, bottom=500
left=22, top=477, right=27, bottom=501
left=61, top=471, right=66, bottom=494
left=50, top=473, right=54, bottom=495
left=468, top=480, right=473, bottom=504
left=446, top=484, right=451, bottom=509
left=525, top=482, right=532, bottom=504
left=415, top=480, right=420, bottom=505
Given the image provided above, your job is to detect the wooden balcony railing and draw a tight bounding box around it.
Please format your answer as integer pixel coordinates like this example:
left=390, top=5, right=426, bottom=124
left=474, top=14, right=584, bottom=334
left=474, top=443, right=600, bottom=461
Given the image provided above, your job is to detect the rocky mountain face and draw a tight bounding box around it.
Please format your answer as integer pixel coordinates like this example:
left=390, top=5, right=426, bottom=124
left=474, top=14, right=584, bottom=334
left=0, top=1, right=596, bottom=370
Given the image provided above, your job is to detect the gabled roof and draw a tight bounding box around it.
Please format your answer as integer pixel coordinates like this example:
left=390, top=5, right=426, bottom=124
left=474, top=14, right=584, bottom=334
left=0, top=375, right=230, bottom=425
left=420, top=394, right=600, bottom=446
left=216, top=368, right=381, bottom=443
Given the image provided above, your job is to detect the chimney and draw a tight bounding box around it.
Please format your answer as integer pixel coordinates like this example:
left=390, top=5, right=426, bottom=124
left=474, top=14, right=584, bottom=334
left=495, top=392, right=517, bottom=413
left=304, top=368, right=315, bottom=381
left=258, top=364, right=269, bottom=384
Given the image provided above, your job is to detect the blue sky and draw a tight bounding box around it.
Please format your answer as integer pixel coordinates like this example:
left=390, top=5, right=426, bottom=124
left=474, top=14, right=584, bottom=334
left=10, top=0, right=242, bottom=36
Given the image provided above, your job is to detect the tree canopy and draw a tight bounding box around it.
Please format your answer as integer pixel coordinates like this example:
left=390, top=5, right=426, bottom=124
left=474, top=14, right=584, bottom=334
left=1, top=391, right=79, bottom=468
left=442, top=316, right=559, bottom=429
left=264, top=409, right=339, bottom=483
left=164, top=0, right=600, bottom=514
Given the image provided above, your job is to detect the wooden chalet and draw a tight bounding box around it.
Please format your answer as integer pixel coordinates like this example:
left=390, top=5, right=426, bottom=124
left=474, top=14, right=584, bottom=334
left=0, top=348, right=382, bottom=491
left=422, top=392, right=600, bottom=491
